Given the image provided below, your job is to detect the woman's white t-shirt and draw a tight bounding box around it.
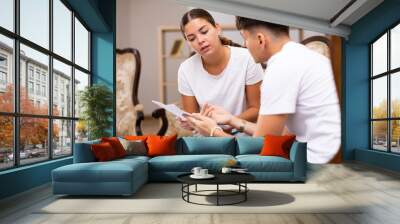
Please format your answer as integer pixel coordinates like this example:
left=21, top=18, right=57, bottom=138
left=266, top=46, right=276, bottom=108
left=260, top=41, right=341, bottom=164
left=178, top=46, right=264, bottom=116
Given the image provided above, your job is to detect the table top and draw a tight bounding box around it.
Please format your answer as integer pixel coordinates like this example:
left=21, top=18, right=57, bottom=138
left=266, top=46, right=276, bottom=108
left=177, top=172, right=255, bottom=185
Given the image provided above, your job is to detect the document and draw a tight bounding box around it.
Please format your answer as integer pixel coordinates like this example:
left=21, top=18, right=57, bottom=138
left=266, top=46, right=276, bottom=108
left=152, top=100, right=190, bottom=118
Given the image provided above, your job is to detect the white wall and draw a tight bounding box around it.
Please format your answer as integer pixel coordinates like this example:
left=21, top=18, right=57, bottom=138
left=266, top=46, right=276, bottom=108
left=117, top=0, right=188, bottom=115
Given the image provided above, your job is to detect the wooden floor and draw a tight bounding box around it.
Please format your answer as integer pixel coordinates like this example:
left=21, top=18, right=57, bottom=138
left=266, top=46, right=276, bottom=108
left=0, top=162, right=399, bottom=224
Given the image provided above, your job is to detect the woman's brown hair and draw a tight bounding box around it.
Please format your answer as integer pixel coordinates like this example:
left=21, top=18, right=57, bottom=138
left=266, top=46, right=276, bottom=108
left=180, top=8, right=242, bottom=48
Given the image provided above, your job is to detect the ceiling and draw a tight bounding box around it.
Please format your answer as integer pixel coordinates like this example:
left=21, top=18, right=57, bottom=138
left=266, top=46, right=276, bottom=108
left=176, top=0, right=384, bottom=38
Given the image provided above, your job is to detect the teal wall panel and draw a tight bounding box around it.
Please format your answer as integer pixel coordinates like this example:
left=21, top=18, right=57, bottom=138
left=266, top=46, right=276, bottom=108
left=344, top=0, right=400, bottom=171
left=0, top=158, right=72, bottom=199
left=0, top=0, right=116, bottom=200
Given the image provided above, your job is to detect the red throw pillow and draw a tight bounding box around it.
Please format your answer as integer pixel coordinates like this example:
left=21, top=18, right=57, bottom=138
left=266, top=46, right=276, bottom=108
left=101, top=137, right=126, bottom=158
left=146, top=135, right=177, bottom=157
left=124, top=135, right=149, bottom=141
left=91, top=142, right=117, bottom=161
left=260, top=135, right=296, bottom=159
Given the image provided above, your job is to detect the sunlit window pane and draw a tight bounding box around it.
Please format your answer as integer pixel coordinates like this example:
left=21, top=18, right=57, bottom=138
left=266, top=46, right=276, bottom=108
left=53, top=0, right=72, bottom=60
left=0, top=0, right=14, bottom=31
left=74, top=69, right=89, bottom=118
left=372, top=77, right=387, bottom=119
left=0, top=116, right=13, bottom=170
left=75, top=120, right=88, bottom=143
left=372, top=34, right=387, bottom=76
left=53, top=119, right=72, bottom=158
left=372, top=121, right=388, bottom=151
left=0, top=34, right=14, bottom=113
left=391, top=120, right=400, bottom=153
left=20, top=117, right=49, bottom=165
left=391, top=72, right=400, bottom=118
left=391, top=24, right=400, bottom=70
left=20, top=44, right=49, bottom=115
left=74, top=18, right=89, bottom=70
left=20, top=0, right=49, bottom=49
left=53, top=59, right=72, bottom=117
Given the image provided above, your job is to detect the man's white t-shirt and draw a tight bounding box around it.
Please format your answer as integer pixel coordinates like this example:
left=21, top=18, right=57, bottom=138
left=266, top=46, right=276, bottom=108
left=178, top=46, right=264, bottom=116
left=260, top=41, right=341, bottom=164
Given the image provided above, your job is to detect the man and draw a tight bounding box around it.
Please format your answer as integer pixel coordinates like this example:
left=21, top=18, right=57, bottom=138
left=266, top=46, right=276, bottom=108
left=185, top=16, right=341, bottom=164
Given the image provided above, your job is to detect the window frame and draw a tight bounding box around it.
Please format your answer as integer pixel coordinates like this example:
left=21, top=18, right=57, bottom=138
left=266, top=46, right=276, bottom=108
left=0, top=0, right=92, bottom=171
left=370, top=19, right=400, bottom=154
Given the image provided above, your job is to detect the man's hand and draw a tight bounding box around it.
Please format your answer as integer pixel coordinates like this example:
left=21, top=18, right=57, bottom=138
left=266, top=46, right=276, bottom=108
left=184, top=113, right=219, bottom=136
left=201, top=103, right=233, bottom=125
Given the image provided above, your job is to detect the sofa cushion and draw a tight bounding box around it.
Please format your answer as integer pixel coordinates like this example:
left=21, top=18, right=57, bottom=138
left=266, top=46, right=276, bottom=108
left=147, top=135, right=177, bottom=157
left=73, top=139, right=101, bottom=163
left=148, top=154, right=235, bottom=172
left=260, top=135, right=296, bottom=159
left=177, top=137, right=235, bottom=155
left=91, top=142, right=118, bottom=161
left=236, top=137, right=264, bottom=155
left=101, top=137, right=127, bottom=158
left=119, top=138, right=147, bottom=156
left=52, top=159, right=147, bottom=183
left=236, top=155, right=293, bottom=172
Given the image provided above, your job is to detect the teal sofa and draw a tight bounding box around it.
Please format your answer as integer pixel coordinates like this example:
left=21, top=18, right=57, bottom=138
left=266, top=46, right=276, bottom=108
left=52, top=137, right=307, bottom=196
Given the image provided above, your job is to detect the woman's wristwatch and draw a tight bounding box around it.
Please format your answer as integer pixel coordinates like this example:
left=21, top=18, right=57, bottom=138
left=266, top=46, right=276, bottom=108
left=210, top=126, right=223, bottom=137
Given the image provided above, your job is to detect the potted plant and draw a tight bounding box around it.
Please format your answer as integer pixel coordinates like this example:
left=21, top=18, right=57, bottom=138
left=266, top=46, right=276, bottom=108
left=79, top=84, right=113, bottom=140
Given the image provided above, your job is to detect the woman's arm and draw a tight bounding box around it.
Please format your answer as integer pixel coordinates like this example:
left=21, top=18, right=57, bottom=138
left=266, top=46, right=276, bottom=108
left=237, top=82, right=261, bottom=122
left=181, top=95, right=200, bottom=113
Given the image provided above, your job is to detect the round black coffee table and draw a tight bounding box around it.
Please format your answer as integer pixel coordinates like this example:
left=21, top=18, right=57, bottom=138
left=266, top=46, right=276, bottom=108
left=177, top=173, right=255, bottom=206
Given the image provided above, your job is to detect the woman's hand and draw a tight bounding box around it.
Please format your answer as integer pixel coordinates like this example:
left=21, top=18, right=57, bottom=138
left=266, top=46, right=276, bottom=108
left=184, top=113, right=219, bottom=136
left=201, top=103, right=233, bottom=125
left=177, top=116, right=195, bottom=131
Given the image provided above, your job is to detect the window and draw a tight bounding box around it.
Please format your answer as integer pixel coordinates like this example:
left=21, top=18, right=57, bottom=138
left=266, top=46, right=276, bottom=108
left=35, top=70, right=41, bottom=81
left=0, top=34, right=13, bottom=113
left=20, top=0, right=49, bottom=49
left=0, top=0, right=91, bottom=170
left=0, top=0, right=14, bottom=32
left=36, top=83, right=40, bottom=95
left=0, top=54, right=7, bottom=87
left=371, top=22, right=400, bottom=154
left=42, top=85, right=46, bottom=97
left=28, top=67, right=34, bottom=80
left=28, top=81, right=34, bottom=94
left=75, top=18, right=89, bottom=70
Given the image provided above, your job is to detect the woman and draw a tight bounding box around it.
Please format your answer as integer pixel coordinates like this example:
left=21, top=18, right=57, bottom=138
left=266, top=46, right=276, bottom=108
left=178, top=8, right=264, bottom=135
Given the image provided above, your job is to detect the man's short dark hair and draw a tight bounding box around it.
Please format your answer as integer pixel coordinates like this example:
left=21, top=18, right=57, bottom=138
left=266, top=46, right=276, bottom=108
left=236, top=16, right=289, bottom=36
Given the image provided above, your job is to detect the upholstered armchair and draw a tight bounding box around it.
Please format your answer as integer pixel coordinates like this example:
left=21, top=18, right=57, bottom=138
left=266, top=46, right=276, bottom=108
left=116, top=48, right=168, bottom=136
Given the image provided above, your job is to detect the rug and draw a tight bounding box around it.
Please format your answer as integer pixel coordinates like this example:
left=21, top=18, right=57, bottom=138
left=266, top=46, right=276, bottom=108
left=37, top=183, right=362, bottom=214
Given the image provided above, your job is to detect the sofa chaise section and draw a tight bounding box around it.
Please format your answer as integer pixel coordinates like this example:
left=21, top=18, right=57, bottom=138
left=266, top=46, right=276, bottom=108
left=52, top=142, right=149, bottom=196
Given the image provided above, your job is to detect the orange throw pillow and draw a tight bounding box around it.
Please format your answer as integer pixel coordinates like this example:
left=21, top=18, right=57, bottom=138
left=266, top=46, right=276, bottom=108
left=101, top=137, right=126, bottom=158
left=146, top=135, right=177, bottom=157
left=260, top=135, right=296, bottom=159
left=91, top=142, right=117, bottom=161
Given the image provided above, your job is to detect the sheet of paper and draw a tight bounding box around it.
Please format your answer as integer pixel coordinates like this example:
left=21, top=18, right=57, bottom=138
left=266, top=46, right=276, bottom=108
left=152, top=100, right=190, bottom=118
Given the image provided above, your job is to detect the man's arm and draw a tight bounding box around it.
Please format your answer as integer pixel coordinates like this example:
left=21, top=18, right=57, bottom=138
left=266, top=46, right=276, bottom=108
left=227, top=114, right=288, bottom=136
left=237, top=82, right=261, bottom=122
